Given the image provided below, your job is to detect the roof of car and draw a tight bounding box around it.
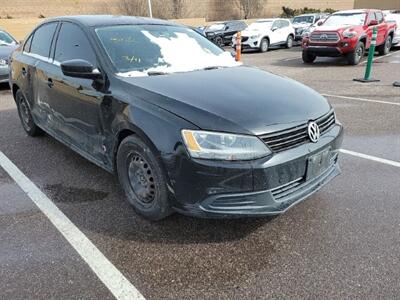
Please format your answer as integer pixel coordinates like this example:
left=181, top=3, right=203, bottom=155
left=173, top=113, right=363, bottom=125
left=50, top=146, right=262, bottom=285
left=44, top=15, right=179, bottom=27
left=333, top=9, right=377, bottom=14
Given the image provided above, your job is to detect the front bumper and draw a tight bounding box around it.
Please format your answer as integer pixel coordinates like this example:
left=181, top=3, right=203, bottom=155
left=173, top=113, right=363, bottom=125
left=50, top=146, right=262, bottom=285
left=232, top=36, right=260, bottom=50
left=168, top=124, right=344, bottom=218
left=393, top=32, right=400, bottom=45
left=0, top=66, right=9, bottom=83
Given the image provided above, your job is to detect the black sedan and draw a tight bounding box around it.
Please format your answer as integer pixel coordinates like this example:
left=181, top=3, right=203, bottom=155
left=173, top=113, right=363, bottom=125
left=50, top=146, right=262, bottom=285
left=10, top=16, right=343, bottom=220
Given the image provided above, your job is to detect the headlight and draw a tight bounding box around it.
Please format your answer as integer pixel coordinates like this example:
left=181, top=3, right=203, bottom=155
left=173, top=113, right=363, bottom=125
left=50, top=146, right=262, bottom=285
left=343, top=29, right=357, bottom=38
left=250, top=34, right=260, bottom=39
left=181, top=130, right=271, bottom=161
left=0, top=59, right=7, bottom=66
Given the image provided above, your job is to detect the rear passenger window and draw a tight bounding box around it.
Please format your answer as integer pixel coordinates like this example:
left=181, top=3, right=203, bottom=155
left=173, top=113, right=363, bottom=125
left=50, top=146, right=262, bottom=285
left=23, top=34, right=33, bottom=52
left=54, top=22, right=96, bottom=66
left=30, top=22, right=58, bottom=57
left=376, top=12, right=384, bottom=23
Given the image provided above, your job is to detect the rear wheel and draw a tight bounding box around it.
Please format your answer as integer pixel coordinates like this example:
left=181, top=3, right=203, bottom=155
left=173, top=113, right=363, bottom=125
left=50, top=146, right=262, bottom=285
left=377, top=35, right=392, bottom=56
left=15, top=90, right=43, bottom=136
left=117, top=135, right=172, bottom=220
left=260, top=38, right=269, bottom=52
left=346, top=41, right=365, bottom=65
left=286, top=35, right=294, bottom=48
left=302, top=51, right=316, bottom=63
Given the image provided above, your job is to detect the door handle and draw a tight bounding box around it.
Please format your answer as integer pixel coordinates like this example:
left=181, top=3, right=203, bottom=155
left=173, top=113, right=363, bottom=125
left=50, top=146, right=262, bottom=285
left=47, top=78, right=54, bottom=88
left=21, top=67, right=27, bottom=76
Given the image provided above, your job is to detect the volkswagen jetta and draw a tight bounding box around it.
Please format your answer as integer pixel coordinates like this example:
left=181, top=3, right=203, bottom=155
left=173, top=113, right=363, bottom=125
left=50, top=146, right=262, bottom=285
left=10, top=16, right=343, bottom=220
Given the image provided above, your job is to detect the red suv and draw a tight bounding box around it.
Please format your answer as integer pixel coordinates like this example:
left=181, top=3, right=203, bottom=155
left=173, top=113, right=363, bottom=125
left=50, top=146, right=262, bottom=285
left=302, top=9, right=397, bottom=65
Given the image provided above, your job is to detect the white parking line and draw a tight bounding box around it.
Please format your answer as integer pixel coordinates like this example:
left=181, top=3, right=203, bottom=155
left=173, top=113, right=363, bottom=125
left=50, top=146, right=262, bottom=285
left=360, top=51, right=397, bottom=64
left=0, top=151, right=145, bottom=300
left=340, top=149, right=400, bottom=168
left=322, top=94, right=400, bottom=106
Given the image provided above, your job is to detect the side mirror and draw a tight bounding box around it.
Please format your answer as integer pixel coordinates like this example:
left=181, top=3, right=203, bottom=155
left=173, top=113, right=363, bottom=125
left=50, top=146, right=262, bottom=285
left=317, top=21, right=324, bottom=26
left=369, top=19, right=378, bottom=26
left=225, top=26, right=230, bottom=30
left=271, top=27, right=278, bottom=31
left=61, top=59, right=102, bottom=80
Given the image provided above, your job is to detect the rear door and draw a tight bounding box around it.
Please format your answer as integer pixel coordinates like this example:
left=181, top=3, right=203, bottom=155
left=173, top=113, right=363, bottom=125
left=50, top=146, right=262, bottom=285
left=45, top=21, right=107, bottom=163
left=375, top=11, right=387, bottom=45
left=24, top=22, right=59, bottom=127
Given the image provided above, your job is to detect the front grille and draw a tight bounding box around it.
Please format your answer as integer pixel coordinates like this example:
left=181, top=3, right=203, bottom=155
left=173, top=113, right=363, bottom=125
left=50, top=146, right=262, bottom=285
left=241, top=36, right=249, bottom=42
left=310, top=32, right=340, bottom=43
left=260, top=111, right=336, bottom=152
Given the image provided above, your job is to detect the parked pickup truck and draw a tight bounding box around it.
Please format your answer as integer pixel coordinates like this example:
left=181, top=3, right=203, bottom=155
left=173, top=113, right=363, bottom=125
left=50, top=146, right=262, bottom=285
left=302, top=9, right=397, bottom=65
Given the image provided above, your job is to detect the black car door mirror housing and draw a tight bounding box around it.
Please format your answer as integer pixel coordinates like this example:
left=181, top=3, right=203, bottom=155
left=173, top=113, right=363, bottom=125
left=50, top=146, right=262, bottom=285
left=61, top=59, right=102, bottom=80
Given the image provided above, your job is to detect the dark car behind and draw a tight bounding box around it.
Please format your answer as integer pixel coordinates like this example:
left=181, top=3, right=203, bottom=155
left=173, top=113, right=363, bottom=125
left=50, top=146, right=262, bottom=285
left=204, top=20, right=247, bottom=47
left=0, top=29, right=19, bottom=83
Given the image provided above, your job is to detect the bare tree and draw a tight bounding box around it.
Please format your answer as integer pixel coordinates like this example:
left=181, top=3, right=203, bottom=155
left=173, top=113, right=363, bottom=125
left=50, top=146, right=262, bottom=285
left=171, top=0, right=187, bottom=19
left=236, top=0, right=265, bottom=19
left=117, top=0, right=186, bottom=19
left=118, top=0, right=148, bottom=16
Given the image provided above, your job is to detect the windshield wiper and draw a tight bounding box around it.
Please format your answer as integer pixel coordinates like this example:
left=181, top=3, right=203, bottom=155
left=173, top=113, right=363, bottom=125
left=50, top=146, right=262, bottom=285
left=147, top=71, right=169, bottom=76
left=202, top=66, right=227, bottom=71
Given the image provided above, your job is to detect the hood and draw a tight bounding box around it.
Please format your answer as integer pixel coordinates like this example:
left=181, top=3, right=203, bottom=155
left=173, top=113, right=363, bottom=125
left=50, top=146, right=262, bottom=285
left=120, top=66, right=331, bottom=136
left=0, top=44, right=18, bottom=59
left=242, top=28, right=270, bottom=37
left=292, top=23, right=311, bottom=29
left=314, top=25, right=354, bottom=32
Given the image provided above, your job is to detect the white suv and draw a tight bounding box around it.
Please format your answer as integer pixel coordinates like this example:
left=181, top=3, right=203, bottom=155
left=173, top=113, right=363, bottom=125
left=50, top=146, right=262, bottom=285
left=232, top=19, right=295, bottom=52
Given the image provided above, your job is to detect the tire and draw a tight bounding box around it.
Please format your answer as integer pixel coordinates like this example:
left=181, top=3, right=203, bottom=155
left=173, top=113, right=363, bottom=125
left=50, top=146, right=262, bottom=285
left=214, top=36, right=224, bottom=48
left=260, top=38, right=269, bottom=52
left=302, top=51, right=316, bottom=63
left=377, top=35, right=392, bottom=56
left=346, top=41, right=365, bottom=65
left=117, top=135, right=172, bottom=220
left=15, top=90, right=43, bottom=136
left=286, top=35, right=294, bottom=49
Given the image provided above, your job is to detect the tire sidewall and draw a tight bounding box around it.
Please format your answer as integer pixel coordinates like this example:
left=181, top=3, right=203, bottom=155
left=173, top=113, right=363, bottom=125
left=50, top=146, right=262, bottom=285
left=16, top=90, right=38, bottom=135
left=260, top=38, right=268, bottom=52
left=117, top=135, right=171, bottom=220
left=286, top=35, right=293, bottom=48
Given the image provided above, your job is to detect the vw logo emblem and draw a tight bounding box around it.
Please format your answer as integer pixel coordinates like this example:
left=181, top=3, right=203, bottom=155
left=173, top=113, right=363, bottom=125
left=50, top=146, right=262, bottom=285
left=308, top=122, right=320, bottom=143
left=320, top=34, right=328, bottom=40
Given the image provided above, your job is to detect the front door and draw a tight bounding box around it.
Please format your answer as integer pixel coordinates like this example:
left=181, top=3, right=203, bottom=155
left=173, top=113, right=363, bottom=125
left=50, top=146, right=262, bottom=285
left=46, top=21, right=107, bottom=164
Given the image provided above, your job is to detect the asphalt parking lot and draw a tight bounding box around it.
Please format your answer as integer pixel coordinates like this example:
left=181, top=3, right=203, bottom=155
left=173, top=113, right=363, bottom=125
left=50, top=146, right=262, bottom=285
left=1, top=46, right=399, bottom=299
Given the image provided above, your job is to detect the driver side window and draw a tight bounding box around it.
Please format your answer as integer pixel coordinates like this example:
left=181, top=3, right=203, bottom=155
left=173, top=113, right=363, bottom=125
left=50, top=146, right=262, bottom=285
left=54, top=22, right=97, bottom=66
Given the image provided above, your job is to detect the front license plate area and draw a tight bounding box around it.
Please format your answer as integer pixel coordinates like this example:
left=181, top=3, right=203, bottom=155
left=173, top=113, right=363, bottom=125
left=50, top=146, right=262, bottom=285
left=306, top=148, right=331, bottom=180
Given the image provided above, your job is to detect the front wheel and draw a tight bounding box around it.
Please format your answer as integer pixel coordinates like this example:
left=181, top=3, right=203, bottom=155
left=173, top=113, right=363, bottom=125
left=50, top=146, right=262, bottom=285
left=377, top=35, right=392, bottom=56
left=214, top=36, right=224, bottom=48
left=260, top=38, right=269, bottom=52
left=15, top=90, right=43, bottom=136
left=346, top=41, right=365, bottom=65
left=117, top=135, right=172, bottom=221
left=302, top=51, right=316, bottom=63
left=286, top=35, right=294, bottom=48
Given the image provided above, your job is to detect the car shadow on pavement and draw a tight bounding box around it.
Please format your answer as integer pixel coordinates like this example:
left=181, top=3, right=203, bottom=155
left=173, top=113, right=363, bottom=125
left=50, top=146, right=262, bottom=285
left=272, top=56, right=353, bottom=68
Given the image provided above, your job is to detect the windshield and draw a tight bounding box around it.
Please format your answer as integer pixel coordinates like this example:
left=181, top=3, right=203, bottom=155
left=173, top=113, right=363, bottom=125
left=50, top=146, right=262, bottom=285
left=324, top=13, right=367, bottom=26
left=293, top=16, right=315, bottom=24
left=248, top=21, right=272, bottom=30
left=207, top=24, right=225, bottom=31
left=0, top=31, right=16, bottom=45
left=96, top=25, right=239, bottom=76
